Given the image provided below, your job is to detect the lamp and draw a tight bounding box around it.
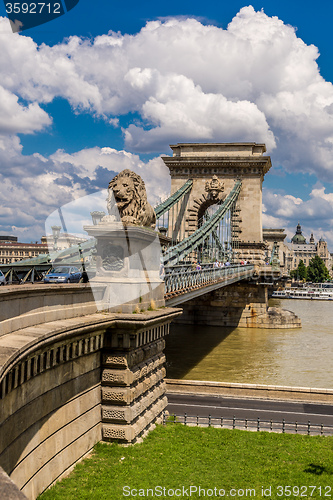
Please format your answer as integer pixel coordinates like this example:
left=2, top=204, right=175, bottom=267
left=51, top=225, right=61, bottom=251
left=90, top=211, right=105, bottom=225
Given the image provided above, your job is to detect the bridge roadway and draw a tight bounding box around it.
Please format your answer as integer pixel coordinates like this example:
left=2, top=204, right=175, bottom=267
left=0, top=263, right=255, bottom=306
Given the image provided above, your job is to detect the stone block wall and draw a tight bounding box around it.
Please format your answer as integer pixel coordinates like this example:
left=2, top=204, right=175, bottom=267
left=0, top=286, right=181, bottom=499
left=176, top=282, right=301, bottom=329
left=0, top=327, right=104, bottom=500
left=102, top=339, right=167, bottom=443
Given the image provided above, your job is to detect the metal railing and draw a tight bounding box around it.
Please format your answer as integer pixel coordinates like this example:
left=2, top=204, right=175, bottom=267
left=163, top=412, right=333, bottom=436
left=164, top=264, right=253, bottom=295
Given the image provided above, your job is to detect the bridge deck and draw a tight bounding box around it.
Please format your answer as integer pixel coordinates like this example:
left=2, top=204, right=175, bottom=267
left=164, top=264, right=254, bottom=306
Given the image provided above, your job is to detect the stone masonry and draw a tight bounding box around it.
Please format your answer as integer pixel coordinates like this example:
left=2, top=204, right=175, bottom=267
left=0, top=283, right=181, bottom=498
left=176, top=281, right=301, bottom=329
left=162, top=143, right=272, bottom=265
left=101, top=319, right=174, bottom=443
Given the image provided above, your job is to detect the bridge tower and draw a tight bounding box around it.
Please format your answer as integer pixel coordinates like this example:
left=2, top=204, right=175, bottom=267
left=162, top=143, right=271, bottom=265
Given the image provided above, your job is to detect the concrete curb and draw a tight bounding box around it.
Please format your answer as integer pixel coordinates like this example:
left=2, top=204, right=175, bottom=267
left=165, top=379, right=333, bottom=404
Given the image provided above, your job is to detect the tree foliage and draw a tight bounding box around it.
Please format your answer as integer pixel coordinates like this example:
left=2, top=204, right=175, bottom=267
left=290, top=260, right=307, bottom=281
left=306, top=256, right=330, bottom=283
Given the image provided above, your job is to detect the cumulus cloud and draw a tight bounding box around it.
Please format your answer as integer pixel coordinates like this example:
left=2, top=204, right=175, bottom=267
left=0, top=86, right=51, bottom=134
left=0, top=144, right=170, bottom=240
left=2, top=7, right=333, bottom=239
left=123, top=71, right=274, bottom=151
left=0, top=8, right=323, bottom=165
left=2, top=7, right=333, bottom=173
left=264, top=186, right=333, bottom=221
left=263, top=185, right=333, bottom=247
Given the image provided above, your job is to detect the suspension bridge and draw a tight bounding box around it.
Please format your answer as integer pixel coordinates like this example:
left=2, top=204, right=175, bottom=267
left=0, top=143, right=301, bottom=500
left=0, top=143, right=279, bottom=308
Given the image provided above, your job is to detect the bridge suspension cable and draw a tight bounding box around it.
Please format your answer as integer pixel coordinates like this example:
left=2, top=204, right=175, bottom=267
left=163, top=180, right=242, bottom=266
left=155, top=179, right=193, bottom=245
left=154, top=179, right=193, bottom=218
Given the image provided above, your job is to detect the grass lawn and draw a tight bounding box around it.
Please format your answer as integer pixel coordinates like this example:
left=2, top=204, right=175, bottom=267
left=38, top=424, right=333, bottom=500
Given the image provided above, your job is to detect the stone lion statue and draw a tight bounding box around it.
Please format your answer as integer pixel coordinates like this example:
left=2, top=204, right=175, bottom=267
left=107, top=169, right=156, bottom=228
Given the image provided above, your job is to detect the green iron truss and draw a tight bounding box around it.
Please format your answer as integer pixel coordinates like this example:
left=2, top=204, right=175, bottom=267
left=163, top=180, right=242, bottom=266
left=155, top=179, right=193, bottom=218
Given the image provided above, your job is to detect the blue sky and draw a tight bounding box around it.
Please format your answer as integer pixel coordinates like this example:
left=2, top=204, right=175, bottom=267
left=1, top=0, right=333, bottom=248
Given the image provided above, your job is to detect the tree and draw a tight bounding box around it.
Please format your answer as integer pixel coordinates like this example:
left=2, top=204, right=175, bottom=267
left=297, top=260, right=307, bottom=281
left=306, top=256, right=330, bottom=283
left=290, top=260, right=307, bottom=281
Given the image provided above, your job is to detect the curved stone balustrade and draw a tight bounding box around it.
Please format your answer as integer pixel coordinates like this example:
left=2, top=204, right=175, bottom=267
left=0, top=283, right=106, bottom=337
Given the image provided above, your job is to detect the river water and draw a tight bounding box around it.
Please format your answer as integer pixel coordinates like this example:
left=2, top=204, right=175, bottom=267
left=165, top=299, right=333, bottom=389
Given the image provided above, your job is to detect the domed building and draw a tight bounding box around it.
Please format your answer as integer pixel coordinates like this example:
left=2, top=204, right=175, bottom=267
left=263, top=223, right=333, bottom=276
left=289, top=224, right=333, bottom=274
left=291, top=223, right=306, bottom=244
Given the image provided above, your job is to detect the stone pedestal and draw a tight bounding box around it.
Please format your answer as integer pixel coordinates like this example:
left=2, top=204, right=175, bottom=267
left=84, top=221, right=164, bottom=313
left=100, top=312, right=179, bottom=443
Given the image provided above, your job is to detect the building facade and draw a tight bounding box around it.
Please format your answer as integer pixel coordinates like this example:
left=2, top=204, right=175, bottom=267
left=0, top=236, right=48, bottom=264
left=41, top=233, right=88, bottom=251
left=263, top=224, right=333, bottom=276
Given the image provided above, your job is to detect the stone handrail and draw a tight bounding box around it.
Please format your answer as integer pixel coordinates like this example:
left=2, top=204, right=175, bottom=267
left=0, top=283, right=106, bottom=337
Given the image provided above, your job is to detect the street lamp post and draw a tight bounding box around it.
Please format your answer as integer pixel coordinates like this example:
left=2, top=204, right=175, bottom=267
left=78, top=243, right=88, bottom=282
left=51, top=225, right=61, bottom=251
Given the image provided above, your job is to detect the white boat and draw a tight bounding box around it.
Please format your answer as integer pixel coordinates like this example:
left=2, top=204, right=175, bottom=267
left=271, top=290, right=289, bottom=298
left=272, top=287, right=333, bottom=300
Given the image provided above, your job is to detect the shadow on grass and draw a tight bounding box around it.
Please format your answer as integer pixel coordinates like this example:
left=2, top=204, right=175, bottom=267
left=304, top=463, right=332, bottom=475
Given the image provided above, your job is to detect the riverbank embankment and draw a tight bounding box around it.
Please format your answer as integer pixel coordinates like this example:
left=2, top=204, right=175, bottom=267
left=166, top=379, right=333, bottom=404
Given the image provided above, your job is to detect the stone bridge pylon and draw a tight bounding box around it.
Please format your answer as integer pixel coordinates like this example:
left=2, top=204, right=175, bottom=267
left=162, top=143, right=272, bottom=265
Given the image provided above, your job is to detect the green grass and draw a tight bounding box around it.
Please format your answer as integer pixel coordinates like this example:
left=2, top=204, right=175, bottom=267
left=38, top=425, right=333, bottom=500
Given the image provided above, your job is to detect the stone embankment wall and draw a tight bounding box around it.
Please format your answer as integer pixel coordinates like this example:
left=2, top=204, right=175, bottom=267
left=0, top=285, right=180, bottom=499
left=176, top=282, right=301, bottom=328
left=166, top=379, right=333, bottom=404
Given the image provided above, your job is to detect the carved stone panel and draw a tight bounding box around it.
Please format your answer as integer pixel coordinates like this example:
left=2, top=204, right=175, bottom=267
left=101, top=243, right=124, bottom=271
left=205, top=175, right=224, bottom=201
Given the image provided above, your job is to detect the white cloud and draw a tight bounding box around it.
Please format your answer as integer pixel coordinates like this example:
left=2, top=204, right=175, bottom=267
left=0, top=86, right=51, bottom=134
left=124, top=71, right=275, bottom=151
left=264, top=186, right=333, bottom=221
left=49, top=146, right=171, bottom=203
left=3, top=7, right=333, bottom=239
left=263, top=185, right=333, bottom=249
left=2, top=7, right=333, bottom=174
left=0, top=143, right=170, bottom=240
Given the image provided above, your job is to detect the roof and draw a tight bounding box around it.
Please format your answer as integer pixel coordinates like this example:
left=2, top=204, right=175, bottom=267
left=291, top=223, right=306, bottom=244
left=0, top=242, right=47, bottom=248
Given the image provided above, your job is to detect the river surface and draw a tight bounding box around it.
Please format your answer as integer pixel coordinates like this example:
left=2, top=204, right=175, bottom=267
left=164, top=299, right=333, bottom=389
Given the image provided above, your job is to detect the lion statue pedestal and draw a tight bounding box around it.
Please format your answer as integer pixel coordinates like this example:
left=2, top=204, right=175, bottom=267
left=84, top=169, right=164, bottom=313
left=85, top=222, right=164, bottom=313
